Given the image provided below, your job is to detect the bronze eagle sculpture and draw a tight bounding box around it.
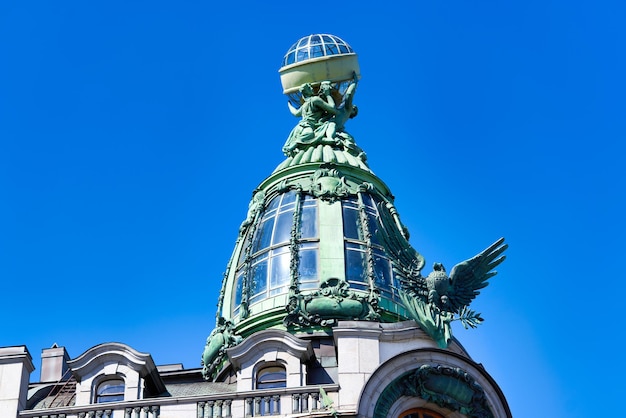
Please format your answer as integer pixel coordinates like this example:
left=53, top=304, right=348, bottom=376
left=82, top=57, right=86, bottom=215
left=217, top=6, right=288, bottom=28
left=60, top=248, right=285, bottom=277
left=376, top=202, right=507, bottom=348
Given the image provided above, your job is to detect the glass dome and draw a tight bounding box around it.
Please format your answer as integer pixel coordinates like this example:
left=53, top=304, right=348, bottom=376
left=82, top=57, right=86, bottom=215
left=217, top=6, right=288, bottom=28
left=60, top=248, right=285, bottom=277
left=281, top=34, right=354, bottom=68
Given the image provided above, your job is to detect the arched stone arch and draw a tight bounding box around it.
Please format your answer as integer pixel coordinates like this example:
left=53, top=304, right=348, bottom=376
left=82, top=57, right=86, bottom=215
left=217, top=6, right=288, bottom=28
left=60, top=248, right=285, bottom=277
left=357, top=348, right=511, bottom=418
left=67, top=342, right=165, bottom=405
left=227, top=329, right=314, bottom=391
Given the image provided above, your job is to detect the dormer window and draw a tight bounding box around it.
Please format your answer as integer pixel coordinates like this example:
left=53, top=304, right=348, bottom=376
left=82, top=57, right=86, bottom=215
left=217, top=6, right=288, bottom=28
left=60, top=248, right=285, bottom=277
left=256, top=365, right=287, bottom=389
left=95, top=378, right=124, bottom=403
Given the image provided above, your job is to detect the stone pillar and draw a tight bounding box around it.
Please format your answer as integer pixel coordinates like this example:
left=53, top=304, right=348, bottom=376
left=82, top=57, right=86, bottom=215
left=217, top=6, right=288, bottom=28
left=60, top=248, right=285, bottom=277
left=0, top=346, right=35, bottom=418
left=333, top=321, right=382, bottom=410
left=40, top=345, right=70, bottom=382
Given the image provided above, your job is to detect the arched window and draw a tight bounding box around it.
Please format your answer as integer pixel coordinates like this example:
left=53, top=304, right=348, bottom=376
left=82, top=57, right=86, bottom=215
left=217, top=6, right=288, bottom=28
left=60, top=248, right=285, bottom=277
left=399, top=408, right=444, bottom=418
left=95, top=378, right=124, bottom=403
left=256, top=365, right=286, bottom=389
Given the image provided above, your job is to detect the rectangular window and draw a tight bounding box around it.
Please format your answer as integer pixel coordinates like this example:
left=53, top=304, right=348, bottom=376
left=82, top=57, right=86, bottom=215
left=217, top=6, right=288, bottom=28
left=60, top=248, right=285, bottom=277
left=299, top=244, right=319, bottom=289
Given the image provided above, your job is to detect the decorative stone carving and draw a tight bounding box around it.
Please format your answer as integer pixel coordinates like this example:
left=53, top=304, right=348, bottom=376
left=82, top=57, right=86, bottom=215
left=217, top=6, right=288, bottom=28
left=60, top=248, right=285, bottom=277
left=374, top=364, right=494, bottom=418
left=201, top=317, right=242, bottom=380
left=309, top=166, right=350, bottom=202
left=284, top=278, right=378, bottom=327
left=239, top=189, right=265, bottom=236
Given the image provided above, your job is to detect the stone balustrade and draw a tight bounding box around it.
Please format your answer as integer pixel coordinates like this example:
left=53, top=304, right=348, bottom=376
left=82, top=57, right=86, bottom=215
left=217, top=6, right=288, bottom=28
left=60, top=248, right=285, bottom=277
left=20, top=385, right=339, bottom=418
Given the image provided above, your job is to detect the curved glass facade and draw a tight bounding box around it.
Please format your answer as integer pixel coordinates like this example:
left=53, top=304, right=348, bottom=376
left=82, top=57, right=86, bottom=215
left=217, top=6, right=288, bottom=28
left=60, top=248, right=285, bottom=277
left=233, top=191, right=319, bottom=316
left=342, top=194, right=399, bottom=302
left=231, top=188, right=402, bottom=319
left=282, top=34, right=354, bottom=67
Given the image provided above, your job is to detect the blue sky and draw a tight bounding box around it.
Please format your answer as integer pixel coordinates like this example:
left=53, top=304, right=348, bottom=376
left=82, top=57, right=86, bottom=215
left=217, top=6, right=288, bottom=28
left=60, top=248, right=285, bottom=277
left=1, top=1, right=624, bottom=417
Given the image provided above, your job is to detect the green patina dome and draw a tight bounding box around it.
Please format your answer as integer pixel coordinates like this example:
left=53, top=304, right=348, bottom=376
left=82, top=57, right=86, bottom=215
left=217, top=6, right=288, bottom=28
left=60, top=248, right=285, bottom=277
left=202, top=34, right=423, bottom=380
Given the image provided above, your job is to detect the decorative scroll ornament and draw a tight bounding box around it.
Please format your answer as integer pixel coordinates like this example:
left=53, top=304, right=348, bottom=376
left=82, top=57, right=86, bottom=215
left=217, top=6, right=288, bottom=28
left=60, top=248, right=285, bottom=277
left=284, top=278, right=379, bottom=328
left=309, top=165, right=351, bottom=202
left=201, top=317, right=242, bottom=380
left=376, top=206, right=507, bottom=348
left=374, top=364, right=494, bottom=418
left=279, top=165, right=378, bottom=204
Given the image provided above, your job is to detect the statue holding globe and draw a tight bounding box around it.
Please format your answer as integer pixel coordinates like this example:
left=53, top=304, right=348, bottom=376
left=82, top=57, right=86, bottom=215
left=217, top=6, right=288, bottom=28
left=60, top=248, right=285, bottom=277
left=279, top=34, right=364, bottom=159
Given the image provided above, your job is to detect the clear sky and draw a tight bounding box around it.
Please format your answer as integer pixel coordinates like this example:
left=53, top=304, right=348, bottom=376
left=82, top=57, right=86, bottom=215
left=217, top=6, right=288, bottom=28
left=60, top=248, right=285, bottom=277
left=1, top=1, right=624, bottom=417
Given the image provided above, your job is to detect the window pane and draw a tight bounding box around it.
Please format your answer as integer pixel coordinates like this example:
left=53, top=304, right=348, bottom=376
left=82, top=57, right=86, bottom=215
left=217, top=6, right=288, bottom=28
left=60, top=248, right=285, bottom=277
left=99, top=381, right=124, bottom=394
left=361, top=193, right=374, bottom=209
left=233, top=272, right=243, bottom=307
left=298, top=248, right=318, bottom=287
left=273, top=211, right=293, bottom=245
left=297, top=37, right=309, bottom=48
left=281, top=190, right=297, bottom=205
left=250, top=259, right=268, bottom=297
left=252, top=217, right=275, bottom=253
left=299, top=205, right=318, bottom=238
left=311, top=45, right=324, bottom=58
left=297, top=48, right=309, bottom=61
left=257, top=366, right=286, bottom=389
left=326, top=44, right=339, bottom=55
left=342, top=206, right=360, bottom=240
left=374, top=254, right=392, bottom=292
left=266, top=195, right=280, bottom=211
left=270, top=250, right=290, bottom=289
left=345, top=248, right=367, bottom=283
left=96, top=379, right=124, bottom=403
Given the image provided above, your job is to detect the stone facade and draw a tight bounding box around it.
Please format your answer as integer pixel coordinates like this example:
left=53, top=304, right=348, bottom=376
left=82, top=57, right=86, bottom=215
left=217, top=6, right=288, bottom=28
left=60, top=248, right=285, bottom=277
left=0, top=321, right=510, bottom=417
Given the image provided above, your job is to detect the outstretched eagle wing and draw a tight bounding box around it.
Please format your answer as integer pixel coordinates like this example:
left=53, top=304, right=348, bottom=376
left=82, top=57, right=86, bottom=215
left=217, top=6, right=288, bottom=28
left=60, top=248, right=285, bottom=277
left=375, top=201, right=427, bottom=296
left=375, top=201, right=425, bottom=272
left=447, top=237, right=508, bottom=312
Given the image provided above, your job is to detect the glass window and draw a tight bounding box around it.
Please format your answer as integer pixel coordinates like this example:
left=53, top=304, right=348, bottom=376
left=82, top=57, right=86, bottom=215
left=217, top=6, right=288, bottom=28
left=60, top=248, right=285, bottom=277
left=251, top=217, right=275, bottom=254
left=297, top=48, right=309, bottom=61
left=233, top=192, right=320, bottom=314
left=297, top=37, right=309, bottom=48
left=273, top=211, right=293, bottom=245
left=342, top=202, right=361, bottom=240
left=233, top=272, right=243, bottom=307
left=298, top=244, right=319, bottom=289
left=299, top=197, right=318, bottom=238
left=257, top=366, right=286, bottom=389
left=345, top=243, right=367, bottom=286
left=95, top=378, right=124, bottom=403
left=374, top=250, right=393, bottom=298
left=311, top=45, right=324, bottom=58
left=270, top=249, right=290, bottom=295
left=250, top=258, right=268, bottom=298
left=342, top=194, right=401, bottom=299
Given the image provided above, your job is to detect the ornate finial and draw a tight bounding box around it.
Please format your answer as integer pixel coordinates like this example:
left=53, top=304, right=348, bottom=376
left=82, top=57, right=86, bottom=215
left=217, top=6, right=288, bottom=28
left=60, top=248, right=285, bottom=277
left=279, top=35, right=366, bottom=164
